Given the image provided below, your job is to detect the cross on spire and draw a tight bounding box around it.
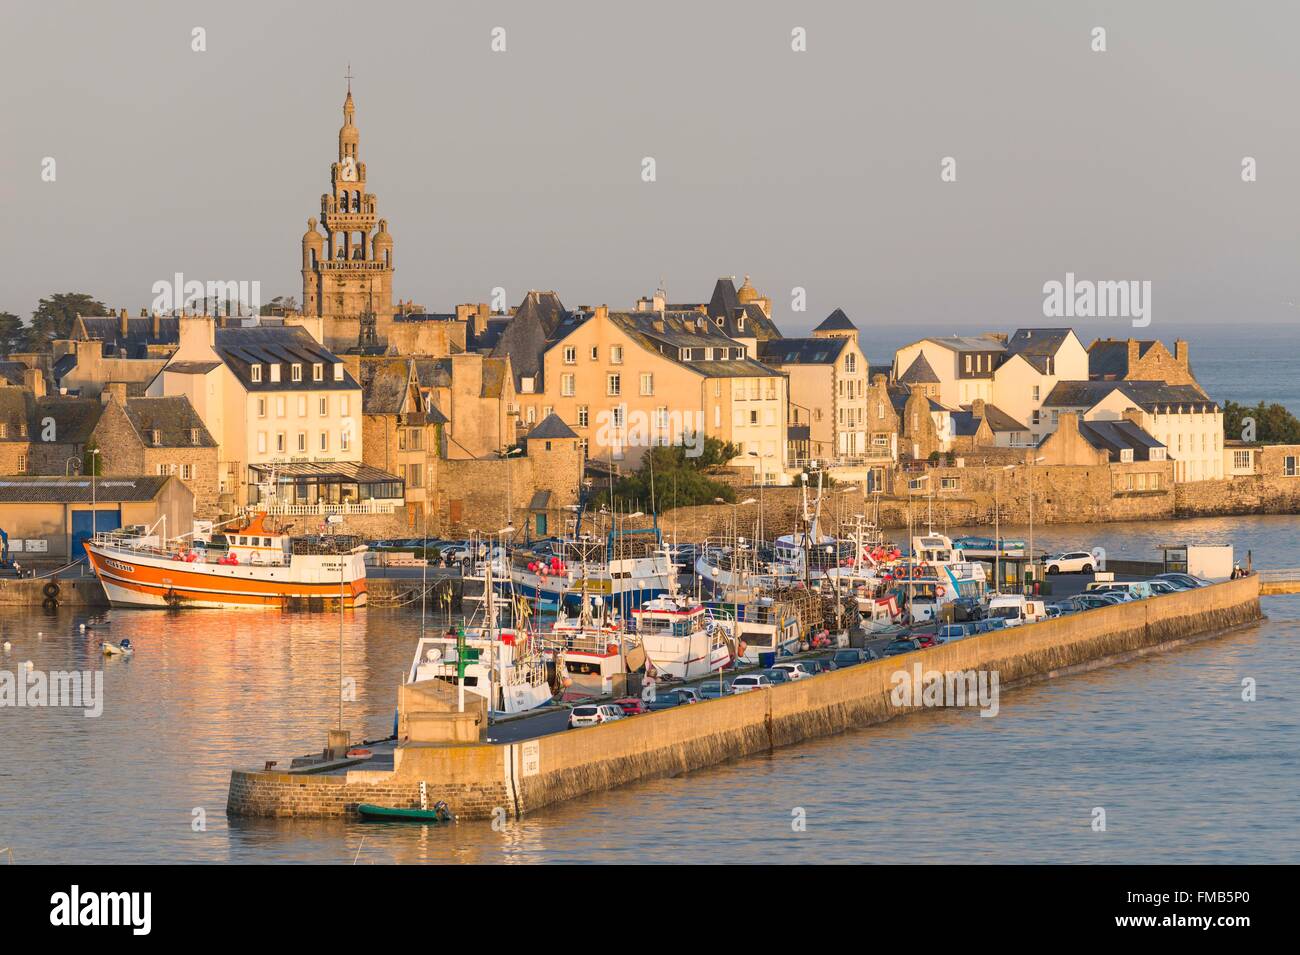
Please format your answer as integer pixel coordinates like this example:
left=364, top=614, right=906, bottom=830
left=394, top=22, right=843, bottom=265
left=345, top=62, right=354, bottom=93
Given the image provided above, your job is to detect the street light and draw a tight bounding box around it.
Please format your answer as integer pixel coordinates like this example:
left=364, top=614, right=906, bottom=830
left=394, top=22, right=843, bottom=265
left=89, top=448, right=101, bottom=550
left=1027, top=455, right=1045, bottom=593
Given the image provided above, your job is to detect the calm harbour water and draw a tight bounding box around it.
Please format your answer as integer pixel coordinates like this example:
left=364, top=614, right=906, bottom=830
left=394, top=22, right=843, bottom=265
left=0, top=513, right=1296, bottom=864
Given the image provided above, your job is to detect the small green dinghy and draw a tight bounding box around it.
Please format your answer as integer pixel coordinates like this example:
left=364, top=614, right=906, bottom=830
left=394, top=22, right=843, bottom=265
left=357, top=785, right=453, bottom=822
left=356, top=803, right=452, bottom=822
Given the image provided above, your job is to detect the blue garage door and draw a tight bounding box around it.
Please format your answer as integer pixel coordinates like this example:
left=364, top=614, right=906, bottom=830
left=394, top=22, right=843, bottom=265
left=72, top=509, right=121, bottom=559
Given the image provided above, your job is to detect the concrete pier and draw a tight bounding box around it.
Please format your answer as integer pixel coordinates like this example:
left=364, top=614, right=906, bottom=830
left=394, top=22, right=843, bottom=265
left=227, top=574, right=1263, bottom=821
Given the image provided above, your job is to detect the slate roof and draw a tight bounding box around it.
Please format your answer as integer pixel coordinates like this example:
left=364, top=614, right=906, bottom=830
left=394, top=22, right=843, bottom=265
left=705, top=278, right=782, bottom=340
left=978, top=404, right=1029, bottom=432
left=30, top=396, right=104, bottom=444
left=1005, top=328, right=1076, bottom=372
left=899, top=352, right=941, bottom=384
left=77, top=315, right=180, bottom=357
left=528, top=413, right=578, bottom=440
left=923, top=335, right=1006, bottom=353
left=607, top=311, right=779, bottom=379
left=0, top=475, right=172, bottom=503
left=1043, top=380, right=1217, bottom=412
left=0, top=362, right=28, bottom=386
left=213, top=326, right=357, bottom=392
left=813, top=308, right=857, bottom=333
left=413, top=358, right=452, bottom=390
left=758, top=337, right=848, bottom=365
left=0, top=388, right=34, bottom=440
left=491, top=291, right=569, bottom=387
left=361, top=359, right=417, bottom=415
left=1087, top=339, right=1153, bottom=379
left=1078, top=419, right=1166, bottom=461
left=162, top=361, right=221, bottom=375
left=121, top=396, right=217, bottom=448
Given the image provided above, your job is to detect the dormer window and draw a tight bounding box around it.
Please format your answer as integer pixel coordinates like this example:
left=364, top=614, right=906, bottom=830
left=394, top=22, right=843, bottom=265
left=291, top=364, right=303, bottom=382
left=251, top=364, right=262, bottom=383
left=333, top=364, right=344, bottom=382
left=737, top=317, right=745, bottom=331
left=151, top=429, right=162, bottom=446
left=270, top=364, right=281, bottom=383
left=189, top=428, right=200, bottom=445
left=313, top=363, right=323, bottom=382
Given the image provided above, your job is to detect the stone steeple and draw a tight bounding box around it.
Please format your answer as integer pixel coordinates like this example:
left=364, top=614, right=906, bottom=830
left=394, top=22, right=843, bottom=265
left=301, top=77, right=395, bottom=349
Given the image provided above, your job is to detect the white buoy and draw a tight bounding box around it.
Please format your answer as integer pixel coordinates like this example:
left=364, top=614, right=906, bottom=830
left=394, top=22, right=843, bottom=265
left=79, top=623, right=86, bottom=631
left=2, top=641, right=10, bottom=653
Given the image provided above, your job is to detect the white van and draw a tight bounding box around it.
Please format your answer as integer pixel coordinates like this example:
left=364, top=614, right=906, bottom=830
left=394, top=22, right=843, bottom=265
left=985, top=594, right=1048, bottom=627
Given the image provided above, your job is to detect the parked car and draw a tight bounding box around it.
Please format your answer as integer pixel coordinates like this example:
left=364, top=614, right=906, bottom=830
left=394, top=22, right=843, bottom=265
left=771, top=661, right=815, bottom=681
left=666, top=687, right=702, bottom=704
left=762, top=667, right=792, bottom=685
left=569, top=703, right=625, bottom=728
left=1073, top=594, right=1114, bottom=610
left=697, top=681, right=730, bottom=699
left=950, top=596, right=986, bottom=622
left=831, top=648, right=874, bottom=667
left=1043, top=604, right=1062, bottom=618
left=1156, top=572, right=1210, bottom=589
left=1045, top=551, right=1097, bottom=574
left=803, top=658, right=836, bottom=674
left=730, top=674, right=774, bottom=694
left=883, top=638, right=922, bottom=657
left=912, top=633, right=939, bottom=648
left=614, top=698, right=648, bottom=716
left=1146, top=579, right=1181, bottom=595
left=1086, top=581, right=1153, bottom=600
left=986, top=594, right=1050, bottom=627
left=645, top=694, right=683, bottom=711
left=937, top=624, right=968, bottom=642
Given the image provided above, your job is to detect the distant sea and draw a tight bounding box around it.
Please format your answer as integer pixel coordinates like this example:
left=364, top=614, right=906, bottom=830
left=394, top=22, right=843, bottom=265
left=855, top=321, right=1300, bottom=412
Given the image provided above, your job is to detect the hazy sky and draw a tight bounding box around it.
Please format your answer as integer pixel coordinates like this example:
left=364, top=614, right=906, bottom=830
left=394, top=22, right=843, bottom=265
left=3, top=0, right=1298, bottom=340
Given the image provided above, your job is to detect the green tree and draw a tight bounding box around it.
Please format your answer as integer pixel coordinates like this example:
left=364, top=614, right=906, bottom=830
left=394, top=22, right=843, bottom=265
left=611, top=439, right=739, bottom=511
left=0, top=312, right=25, bottom=356
left=26, top=292, right=107, bottom=351
left=1223, top=400, right=1300, bottom=444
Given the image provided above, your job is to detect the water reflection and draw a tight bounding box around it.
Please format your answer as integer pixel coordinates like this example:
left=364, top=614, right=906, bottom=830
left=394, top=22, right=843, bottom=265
left=0, top=515, right=1295, bottom=863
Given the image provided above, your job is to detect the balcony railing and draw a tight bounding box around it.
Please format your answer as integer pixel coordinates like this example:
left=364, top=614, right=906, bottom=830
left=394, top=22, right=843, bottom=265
left=260, top=500, right=399, bottom=516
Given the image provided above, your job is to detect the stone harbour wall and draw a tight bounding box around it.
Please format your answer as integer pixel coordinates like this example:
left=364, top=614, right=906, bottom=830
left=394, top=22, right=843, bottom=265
left=227, top=574, right=1261, bottom=820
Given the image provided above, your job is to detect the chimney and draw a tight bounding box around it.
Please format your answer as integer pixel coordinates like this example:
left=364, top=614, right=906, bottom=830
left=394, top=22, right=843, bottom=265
left=595, top=305, right=609, bottom=321
left=152, top=311, right=161, bottom=340
left=22, top=367, right=45, bottom=398
left=872, top=373, right=887, bottom=387
left=178, top=314, right=216, bottom=352
left=1058, top=410, right=1080, bottom=437
left=1121, top=407, right=1145, bottom=427
left=1174, top=339, right=1189, bottom=368
left=118, top=307, right=129, bottom=338
left=971, top=398, right=986, bottom=419
left=102, top=381, right=128, bottom=406
left=1126, top=339, right=1140, bottom=370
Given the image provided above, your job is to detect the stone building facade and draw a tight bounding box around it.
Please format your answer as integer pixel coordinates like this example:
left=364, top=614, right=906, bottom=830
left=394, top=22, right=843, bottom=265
left=87, top=385, right=221, bottom=518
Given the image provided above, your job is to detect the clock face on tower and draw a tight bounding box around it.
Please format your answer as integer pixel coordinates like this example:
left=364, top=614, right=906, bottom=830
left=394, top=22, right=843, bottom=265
left=339, top=156, right=358, bottom=182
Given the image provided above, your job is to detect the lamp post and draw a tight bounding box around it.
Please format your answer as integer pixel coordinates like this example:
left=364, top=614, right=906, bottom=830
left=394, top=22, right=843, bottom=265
left=89, top=448, right=100, bottom=546
left=746, top=451, right=765, bottom=546
left=1027, top=455, right=1045, bottom=593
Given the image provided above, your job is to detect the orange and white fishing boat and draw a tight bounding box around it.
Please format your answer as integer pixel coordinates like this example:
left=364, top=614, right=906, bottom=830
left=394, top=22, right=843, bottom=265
left=84, top=512, right=368, bottom=609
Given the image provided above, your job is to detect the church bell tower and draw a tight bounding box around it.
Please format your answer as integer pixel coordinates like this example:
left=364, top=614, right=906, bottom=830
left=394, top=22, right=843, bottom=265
left=301, top=71, right=395, bottom=348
